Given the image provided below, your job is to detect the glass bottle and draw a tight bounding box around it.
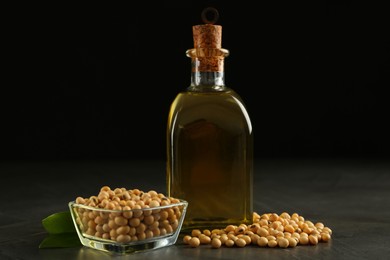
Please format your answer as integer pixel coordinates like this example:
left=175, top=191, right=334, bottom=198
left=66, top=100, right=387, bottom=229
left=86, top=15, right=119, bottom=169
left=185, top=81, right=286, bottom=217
left=166, top=20, right=253, bottom=231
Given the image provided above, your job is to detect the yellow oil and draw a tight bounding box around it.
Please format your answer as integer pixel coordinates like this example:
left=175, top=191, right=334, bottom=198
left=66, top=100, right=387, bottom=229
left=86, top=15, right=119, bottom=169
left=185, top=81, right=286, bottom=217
left=167, top=89, right=253, bottom=231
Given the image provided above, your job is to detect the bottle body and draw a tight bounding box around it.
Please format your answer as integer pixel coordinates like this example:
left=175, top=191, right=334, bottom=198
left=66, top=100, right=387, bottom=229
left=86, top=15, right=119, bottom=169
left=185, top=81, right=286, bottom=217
left=167, top=88, right=253, bottom=230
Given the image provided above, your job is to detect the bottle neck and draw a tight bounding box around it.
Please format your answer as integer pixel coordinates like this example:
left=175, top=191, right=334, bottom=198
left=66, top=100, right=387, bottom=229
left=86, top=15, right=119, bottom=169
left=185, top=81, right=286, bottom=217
left=186, top=48, right=229, bottom=91
left=190, top=71, right=225, bottom=90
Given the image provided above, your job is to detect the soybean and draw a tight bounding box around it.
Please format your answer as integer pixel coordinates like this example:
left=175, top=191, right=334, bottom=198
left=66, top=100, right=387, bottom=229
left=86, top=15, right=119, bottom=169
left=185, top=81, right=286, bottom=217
left=211, top=238, right=222, bottom=249
left=189, top=237, right=200, bottom=248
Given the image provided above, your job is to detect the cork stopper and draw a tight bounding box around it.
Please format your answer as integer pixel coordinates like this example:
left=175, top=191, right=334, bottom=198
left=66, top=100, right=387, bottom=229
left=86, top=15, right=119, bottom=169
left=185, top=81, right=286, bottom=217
left=192, top=24, right=222, bottom=49
left=188, top=7, right=228, bottom=72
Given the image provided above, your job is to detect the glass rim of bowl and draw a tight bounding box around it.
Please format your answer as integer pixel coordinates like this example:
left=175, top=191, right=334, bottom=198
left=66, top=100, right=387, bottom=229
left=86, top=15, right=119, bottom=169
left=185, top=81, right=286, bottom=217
left=68, top=199, right=188, bottom=212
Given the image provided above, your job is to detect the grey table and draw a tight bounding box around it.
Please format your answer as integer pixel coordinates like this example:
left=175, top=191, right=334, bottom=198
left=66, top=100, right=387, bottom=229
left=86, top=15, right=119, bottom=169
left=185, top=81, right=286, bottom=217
left=1, top=158, right=389, bottom=259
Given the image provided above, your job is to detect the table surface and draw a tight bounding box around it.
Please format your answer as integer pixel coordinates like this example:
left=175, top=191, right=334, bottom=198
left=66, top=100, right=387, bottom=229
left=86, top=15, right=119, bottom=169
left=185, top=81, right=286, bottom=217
left=1, top=158, right=389, bottom=260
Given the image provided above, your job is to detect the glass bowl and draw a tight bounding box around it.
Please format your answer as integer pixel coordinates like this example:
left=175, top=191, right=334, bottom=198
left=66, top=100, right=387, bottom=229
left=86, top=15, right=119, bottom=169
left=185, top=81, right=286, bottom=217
left=69, top=199, right=188, bottom=254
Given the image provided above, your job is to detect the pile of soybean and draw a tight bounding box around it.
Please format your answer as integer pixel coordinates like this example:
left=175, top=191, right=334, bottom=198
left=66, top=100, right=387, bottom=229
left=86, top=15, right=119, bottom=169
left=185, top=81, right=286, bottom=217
left=73, top=186, right=184, bottom=243
left=183, top=212, right=332, bottom=249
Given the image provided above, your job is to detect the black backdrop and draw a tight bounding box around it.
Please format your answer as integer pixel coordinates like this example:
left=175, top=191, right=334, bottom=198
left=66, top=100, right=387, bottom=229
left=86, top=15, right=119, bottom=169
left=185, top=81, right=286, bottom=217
left=3, top=1, right=389, bottom=161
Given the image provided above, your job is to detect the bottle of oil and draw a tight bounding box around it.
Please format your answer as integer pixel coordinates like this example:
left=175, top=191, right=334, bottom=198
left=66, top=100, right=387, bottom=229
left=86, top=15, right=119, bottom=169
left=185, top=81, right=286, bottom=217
left=166, top=8, right=253, bottom=231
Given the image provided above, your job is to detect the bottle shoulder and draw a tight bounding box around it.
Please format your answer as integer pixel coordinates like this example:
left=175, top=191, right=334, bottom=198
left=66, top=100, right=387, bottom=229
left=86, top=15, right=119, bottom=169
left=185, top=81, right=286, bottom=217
left=173, top=88, right=245, bottom=105
left=170, top=87, right=251, bottom=123
left=169, top=90, right=253, bottom=135
left=177, top=87, right=239, bottom=97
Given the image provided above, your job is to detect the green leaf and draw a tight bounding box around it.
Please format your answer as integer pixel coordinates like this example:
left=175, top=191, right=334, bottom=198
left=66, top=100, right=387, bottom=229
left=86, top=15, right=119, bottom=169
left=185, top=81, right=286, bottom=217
left=39, top=233, right=82, bottom=248
left=40, top=211, right=82, bottom=248
left=42, top=211, right=76, bottom=234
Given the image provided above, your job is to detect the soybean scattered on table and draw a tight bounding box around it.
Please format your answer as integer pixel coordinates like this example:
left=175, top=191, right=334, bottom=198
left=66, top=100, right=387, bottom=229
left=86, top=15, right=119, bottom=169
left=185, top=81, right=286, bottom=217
left=183, top=212, right=332, bottom=249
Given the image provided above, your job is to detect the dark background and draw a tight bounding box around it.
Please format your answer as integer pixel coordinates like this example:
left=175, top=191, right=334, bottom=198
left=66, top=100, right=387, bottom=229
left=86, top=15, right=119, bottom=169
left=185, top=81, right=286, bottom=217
left=2, top=1, right=389, bottom=161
